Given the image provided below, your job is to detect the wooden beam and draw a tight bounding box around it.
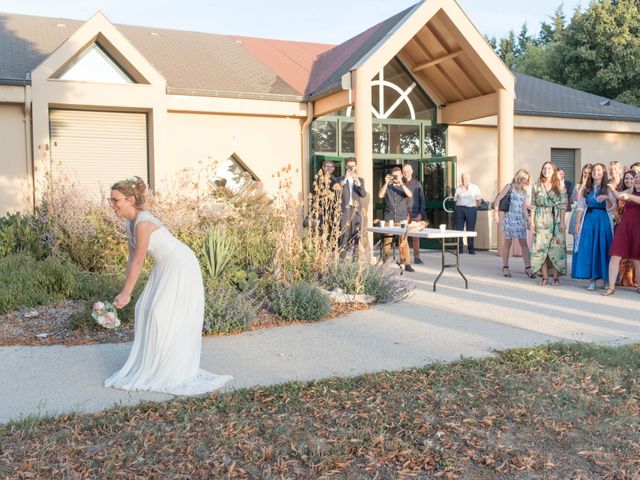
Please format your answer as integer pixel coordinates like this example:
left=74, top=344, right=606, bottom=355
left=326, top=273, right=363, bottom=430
left=313, top=89, right=352, bottom=117
left=440, top=92, right=498, bottom=124
left=412, top=50, right=463, bottom=73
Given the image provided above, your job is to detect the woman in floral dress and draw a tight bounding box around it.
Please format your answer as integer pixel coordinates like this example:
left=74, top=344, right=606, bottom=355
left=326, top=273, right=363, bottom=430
left=494, top=169, right=534, bottom=278
left=530, top=162, right=567, bottom=286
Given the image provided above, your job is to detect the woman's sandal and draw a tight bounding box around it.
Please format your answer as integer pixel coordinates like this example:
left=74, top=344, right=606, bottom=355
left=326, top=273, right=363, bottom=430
left=524, top=266, right=536, bottom=279
left=601, top=288, right=615, bottom=296
left=502, top=266, right=512, bottom=277
left=538, top=277, right=548, bottom=286
left=552, top=278, right=560, bottom=287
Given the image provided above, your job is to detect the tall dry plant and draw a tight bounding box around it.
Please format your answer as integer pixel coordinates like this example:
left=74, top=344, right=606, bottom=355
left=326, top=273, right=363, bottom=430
left=37, top=169, right=127, bottom=272
left=270, top=165, right=304, bottom=285
left=301, top=169, right=343, bottom=278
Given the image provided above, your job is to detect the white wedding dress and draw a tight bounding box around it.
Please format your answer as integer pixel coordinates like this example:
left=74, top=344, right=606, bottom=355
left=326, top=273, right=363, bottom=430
left=104, top=211, right=232, bottom=395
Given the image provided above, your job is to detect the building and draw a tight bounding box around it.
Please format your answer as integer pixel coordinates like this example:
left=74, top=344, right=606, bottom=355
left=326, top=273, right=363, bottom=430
left=2, top=0, right=640, bottom=247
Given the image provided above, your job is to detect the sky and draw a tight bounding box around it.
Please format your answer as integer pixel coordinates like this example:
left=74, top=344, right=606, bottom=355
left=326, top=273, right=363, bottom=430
left=0, top=0, right=585, bottom=44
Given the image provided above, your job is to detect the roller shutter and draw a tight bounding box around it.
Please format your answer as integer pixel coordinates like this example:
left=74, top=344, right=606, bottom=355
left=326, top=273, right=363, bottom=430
left=49, top=109, right=148, bottom=196
left=550, top=148, right=576, bottom=183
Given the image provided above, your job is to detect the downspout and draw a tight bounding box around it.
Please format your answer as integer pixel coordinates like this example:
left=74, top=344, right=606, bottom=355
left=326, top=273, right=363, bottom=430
left=23, top=79, right=35, bottom=212
left=300, top=102, right=314, bottom=202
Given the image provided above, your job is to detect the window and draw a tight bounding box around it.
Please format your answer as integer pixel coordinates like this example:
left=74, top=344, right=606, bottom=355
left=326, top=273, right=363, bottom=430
left=57, top=43, right=135, bottom=84
left=551, top=148, right=577, bottom=183
left=209, top=154, right=258, bottom=195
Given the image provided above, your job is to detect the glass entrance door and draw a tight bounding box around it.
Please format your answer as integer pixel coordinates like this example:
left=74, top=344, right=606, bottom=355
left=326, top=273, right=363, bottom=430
left=420, top=156, right=456, bottom=248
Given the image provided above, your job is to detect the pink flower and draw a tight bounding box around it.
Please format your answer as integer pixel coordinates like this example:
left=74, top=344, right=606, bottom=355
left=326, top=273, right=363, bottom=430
left=105, top=313, right=115, bottom=324
left=93, top=301, right=105, bottom=312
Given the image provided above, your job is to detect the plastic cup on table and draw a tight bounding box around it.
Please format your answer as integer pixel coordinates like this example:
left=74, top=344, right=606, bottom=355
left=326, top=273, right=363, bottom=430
left=439, top=224, right=446, bottom=233
left=388, top=220, right=395, bottom=227
left=400, top=220, right=408, bottom=228
left=379, top=220, right=386, bottom=228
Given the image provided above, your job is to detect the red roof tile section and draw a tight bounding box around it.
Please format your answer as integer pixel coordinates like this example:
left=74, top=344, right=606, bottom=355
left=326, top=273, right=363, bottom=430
left=231, top=35, right=333, bottom=95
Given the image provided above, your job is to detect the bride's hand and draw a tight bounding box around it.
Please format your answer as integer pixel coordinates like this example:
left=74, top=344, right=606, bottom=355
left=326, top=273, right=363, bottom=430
left=113, top=293, right=131, bottom=309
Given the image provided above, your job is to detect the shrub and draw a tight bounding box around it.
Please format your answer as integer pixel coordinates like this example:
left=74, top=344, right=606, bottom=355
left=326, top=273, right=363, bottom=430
left=270, top=281, right=331, bottom=321
left=0, top=213, right=51, bottom=259
left=204, top=284, right=257, bottom=334
left=202, top=226, right=237, bottom=282
left=38, top=184, right=128, bottom=272
left=323, top=260, right=413, bottom=303
left=0, top=254, right=76, bottom=314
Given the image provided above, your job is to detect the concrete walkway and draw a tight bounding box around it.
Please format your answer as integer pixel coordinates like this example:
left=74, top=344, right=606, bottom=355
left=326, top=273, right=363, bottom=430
left=1, top=251, right=639, bottom=424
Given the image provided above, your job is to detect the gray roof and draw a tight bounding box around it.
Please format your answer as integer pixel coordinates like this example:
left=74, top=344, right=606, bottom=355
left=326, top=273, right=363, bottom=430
left=514, top=72, right=640, bottom=122
left=306, top=4, right=417, bottom=98
left=2, top=11, right=640, bottom=122
left=0, top=12, right=301, bottom=97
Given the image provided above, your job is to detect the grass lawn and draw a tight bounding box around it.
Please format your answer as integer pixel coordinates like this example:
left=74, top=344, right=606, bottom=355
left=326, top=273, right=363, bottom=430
left=1, top=343, right=638, bottom=479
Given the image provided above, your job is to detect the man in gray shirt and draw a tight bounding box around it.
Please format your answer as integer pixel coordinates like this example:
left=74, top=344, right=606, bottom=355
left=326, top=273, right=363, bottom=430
left=403, top=164, right=425, bottom=264
left=378, top=166, right=414, bottom=272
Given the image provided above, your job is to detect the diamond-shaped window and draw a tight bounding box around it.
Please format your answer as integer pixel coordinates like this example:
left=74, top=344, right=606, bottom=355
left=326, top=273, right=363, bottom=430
left=56, top=43, right=135, bottom=84
left=209, top=155, right=259, bottom=195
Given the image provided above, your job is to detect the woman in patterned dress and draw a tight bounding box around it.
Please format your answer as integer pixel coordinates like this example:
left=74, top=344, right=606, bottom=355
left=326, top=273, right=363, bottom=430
left=494, top=169, right=535, bottom=278
left=530, top=162, right=568, bottom=286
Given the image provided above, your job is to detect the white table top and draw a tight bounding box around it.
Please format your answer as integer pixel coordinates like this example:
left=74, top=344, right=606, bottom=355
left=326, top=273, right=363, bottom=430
left=367, top=226, right=478, bottom=239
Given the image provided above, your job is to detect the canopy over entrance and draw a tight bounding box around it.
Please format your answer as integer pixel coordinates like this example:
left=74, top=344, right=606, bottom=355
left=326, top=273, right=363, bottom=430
left=306, top=0, right=515, bottom=223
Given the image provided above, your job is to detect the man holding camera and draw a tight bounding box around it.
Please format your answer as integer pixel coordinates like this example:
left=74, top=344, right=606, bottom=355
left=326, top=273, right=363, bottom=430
left=378, top=166, right=414, bottom=272
left=336, top=157, right=367, bottom=252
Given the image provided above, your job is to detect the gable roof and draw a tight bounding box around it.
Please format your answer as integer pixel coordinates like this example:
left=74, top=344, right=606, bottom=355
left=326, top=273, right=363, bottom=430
left=305, top=4, right=417, bottom=98
left=2, top=11, right=640, bottom=122
left=0, top=12, right=306, bottom=98
left=514, top=72, right=640, bottom=122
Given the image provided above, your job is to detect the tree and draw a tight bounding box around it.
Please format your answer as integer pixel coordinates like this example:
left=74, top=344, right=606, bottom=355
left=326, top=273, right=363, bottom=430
left=554, top=0, right=640, bottom=104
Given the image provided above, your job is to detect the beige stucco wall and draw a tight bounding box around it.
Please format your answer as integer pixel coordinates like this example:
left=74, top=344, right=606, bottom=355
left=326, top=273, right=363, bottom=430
left=164, top=112, right=304, bottom=201
left=450, top=121, right=640, bottom=202
left=0, top=103, right=30, bottom=215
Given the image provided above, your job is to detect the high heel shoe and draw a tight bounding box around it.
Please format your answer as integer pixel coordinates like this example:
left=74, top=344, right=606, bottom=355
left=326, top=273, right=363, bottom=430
left=524, top=266, right=536, bottom=279
left=538, top=277, right=548, bottom=286
left=502, top=266, right=512, bottom=277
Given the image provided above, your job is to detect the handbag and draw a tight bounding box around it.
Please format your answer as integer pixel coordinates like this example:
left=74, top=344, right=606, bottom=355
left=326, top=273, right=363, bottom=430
left=477, top=199, right=490, bottom=211
left=498, top=185, right=512, bottom=212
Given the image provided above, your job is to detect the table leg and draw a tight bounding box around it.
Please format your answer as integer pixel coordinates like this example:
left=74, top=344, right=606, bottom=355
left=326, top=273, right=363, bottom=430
left=433, top=237, right=470, bottom=291
left=432, top=238, right=446, bottom=291
left=455, top=240, right=469, bottom=289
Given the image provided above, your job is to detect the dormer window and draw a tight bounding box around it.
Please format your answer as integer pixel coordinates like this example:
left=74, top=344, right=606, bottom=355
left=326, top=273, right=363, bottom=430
left=56, top=43, right=135, bottom=84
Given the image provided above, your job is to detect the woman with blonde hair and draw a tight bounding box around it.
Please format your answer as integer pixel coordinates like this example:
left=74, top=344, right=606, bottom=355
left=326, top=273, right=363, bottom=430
left=530, top=162, right=567, bottom=286
left=105, top=176, right=232, bottom=395
left=608, top=161, right=624, bottom=191
left=494, top=169, right=534, bottom=278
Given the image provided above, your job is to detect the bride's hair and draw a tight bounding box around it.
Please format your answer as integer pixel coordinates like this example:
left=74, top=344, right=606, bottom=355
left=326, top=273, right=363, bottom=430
left=111, top=176, right=147, bottom=208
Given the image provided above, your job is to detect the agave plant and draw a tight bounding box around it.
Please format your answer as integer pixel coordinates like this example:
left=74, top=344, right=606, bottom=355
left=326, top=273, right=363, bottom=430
left=202, top=225, right=237, bottom=281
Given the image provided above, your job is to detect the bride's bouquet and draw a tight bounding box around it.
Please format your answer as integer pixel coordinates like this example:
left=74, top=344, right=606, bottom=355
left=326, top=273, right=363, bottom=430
left=92, top=301, right=121, bottom=329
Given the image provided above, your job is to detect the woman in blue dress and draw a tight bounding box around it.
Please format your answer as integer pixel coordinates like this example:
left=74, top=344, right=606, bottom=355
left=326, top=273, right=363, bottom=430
left=572, top=163, right=616, bottom=290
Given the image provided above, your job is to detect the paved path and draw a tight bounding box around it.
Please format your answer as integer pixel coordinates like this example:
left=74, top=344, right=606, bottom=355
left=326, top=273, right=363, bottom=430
left=1, top=251, right=639, bottom=424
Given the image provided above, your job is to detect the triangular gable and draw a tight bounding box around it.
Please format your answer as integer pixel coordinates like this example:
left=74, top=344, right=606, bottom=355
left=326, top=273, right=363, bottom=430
left=55, top=42, right=135, bottom=83
left=308, top=0, right=514, bottom=104
left=31, top=11, right=165, bottom=86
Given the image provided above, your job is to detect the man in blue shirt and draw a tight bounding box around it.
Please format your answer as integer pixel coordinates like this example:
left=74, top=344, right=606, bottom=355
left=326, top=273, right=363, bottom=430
left=402, top=164, right=425, bottom=264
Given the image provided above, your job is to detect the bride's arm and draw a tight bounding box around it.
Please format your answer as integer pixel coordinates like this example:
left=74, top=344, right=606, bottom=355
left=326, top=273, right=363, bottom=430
left=114, top=222, right=155, bottom=308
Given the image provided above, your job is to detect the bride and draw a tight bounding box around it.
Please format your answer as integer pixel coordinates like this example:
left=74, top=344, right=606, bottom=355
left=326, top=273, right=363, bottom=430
left=104, top=176, right=232, bottom=395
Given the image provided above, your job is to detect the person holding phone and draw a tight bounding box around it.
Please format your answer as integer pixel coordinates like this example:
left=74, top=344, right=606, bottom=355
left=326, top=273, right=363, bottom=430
left=336, top=157, right=367, bottom=253
left=378, top=166, right=414, bottom=272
